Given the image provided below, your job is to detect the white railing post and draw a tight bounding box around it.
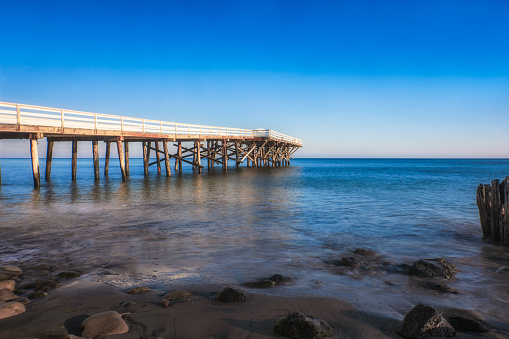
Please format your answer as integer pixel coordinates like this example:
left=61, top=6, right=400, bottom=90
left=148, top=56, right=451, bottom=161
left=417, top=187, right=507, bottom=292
left=160, top=121, right=163, bottom=134
left=174, top=123, right=177, bottom=136
left=188, top=125, right=190, bottom=136
left=199, top=125, right=202, bottom=137
left=143, top=120, right=145, bottom=133
left=61, top=110, right=64, bottom=131
left=121, top=117, right=124, bottom=132
left=94, top=113, right=98, bottom=132
left=16, top=104, right=21, bottom=130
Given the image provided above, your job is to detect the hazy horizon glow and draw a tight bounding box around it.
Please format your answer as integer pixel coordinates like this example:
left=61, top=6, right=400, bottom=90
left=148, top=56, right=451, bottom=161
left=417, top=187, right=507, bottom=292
left=1, top=1, right=508, bottom=158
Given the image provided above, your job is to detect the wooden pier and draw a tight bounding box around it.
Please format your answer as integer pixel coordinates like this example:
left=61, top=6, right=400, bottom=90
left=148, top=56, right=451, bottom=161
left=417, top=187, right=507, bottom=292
left=0, top=102, right=302, bottom=187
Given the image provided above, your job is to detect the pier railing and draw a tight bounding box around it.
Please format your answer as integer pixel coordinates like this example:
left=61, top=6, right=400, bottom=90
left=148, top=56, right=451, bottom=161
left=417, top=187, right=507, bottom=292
left=0, top=102, right=303, bottom=146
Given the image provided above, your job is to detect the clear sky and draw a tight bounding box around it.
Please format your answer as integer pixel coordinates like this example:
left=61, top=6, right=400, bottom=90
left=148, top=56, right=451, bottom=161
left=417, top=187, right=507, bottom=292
left=1, top=0, right=508, bottom=158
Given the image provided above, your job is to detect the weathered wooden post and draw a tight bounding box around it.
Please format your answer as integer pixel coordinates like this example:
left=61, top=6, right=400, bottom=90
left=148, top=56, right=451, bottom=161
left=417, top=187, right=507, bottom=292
left=477, top=177, right=509, bottom=247
left=196, top=140, right=202, bottom=174
left=104, top=141, right=110, bottom=176
left=155, top=141, right=161, bottom=173
left=116, top=137, right=126, bottom=181
left=163, top=140, right=171, bottom=177
left=178, top=141, right=182, bottom=173
left=207, top=141, right=211, bottom=169
left=30, top=134, right=40, bottom=188
left=124, top=141, right=129, bottom=177
left=45, top=140, right=54, bottom=180
left=93, top=141, right=99, bottom=180
left=72, top=140, right=78, bottom=180
left=222, top=141, right=228, bottom=171
left=143, top=142, right=149, bottom=177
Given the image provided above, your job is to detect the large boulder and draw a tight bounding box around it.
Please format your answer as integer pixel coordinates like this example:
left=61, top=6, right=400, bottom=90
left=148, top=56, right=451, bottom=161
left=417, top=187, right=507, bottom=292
left=408, top=259, right=457, bottom=279
left=0, top=280, right=15, bottom=291
left=0, top=289, right=17, bottom=302
left=0, top=301, right=26, bottom=320
left=81, top=311, right=129, bottom=338
left=398, top=304, right=455, bottom=338
left=274, top=311, right=334, bottom=338
left=0, top=266, right=23, bottom=280
left=215, top=287, right=247, bottom=303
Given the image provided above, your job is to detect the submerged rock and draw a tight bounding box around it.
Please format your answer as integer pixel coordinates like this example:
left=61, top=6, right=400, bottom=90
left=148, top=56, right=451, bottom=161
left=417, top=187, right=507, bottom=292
left=57, top=271, right=81, bottom=279
left=444, top=314, right=489, bottom=333
left=398, top=304, right=455, bottom=338
left=161, top=299, right=170, bottom=307
left=269, top=274, right=293, bottom=283
left=243, top=280, right=276, bottom=288
left=163, top=290, right=191, bottom=300
left=35, top=279, right=58, bottom=291
left=424, top=282, right=459, bottom=294
left=215, top=287, right=247, bottom=303
left=340, top=257, right=363, bottom=267
left=0, top=301, right=26, bottom=320
left=353, top=248, right=377, bottom=256
left=28, top=290, right=47, bottom=299
left=81, top=311, right=129, bottom=338
left=126, top=286, right=151, bottom=294
left=408, top=258, right=457, bottom=279
left=274, top=311, right=334, bottom=338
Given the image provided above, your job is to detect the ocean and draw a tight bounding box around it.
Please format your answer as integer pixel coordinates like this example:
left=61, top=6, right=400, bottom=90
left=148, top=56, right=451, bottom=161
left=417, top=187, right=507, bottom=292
left=1, top=158, right=508, bottom=323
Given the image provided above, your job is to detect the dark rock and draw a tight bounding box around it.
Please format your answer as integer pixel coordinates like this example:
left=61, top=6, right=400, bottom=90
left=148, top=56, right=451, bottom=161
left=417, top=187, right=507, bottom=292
left=353, top=248, right=377, bottom=256
left=35, top=280, right=58, bottom=291
left=444, top=315, right=489, bottom=333
left=495, top=266, right=509, bottom=273
left=398, top=303, right=455, bottom=338
left=243, top=280, right=275, bottom=288
left=269, top=274, right=293, bottom=283
left=126, top=286, right=151, bottom=294
left=163, top=290, right=191, bottom=300
left=408, top=259, right=457, bottom=279
left=57, top=271, right=81, bottom=279
left=28, top=290, right=47, bottom=299
left=81, top=311, right=129, bottom=337
left=274, top=311, right=334, bottom=338
left=12, top=297, right=29, bottom=305
left=340, top=257, right=363, bottom=267
left=215, top=287, right=247, bottom=303
left=34, top=263, right=52, bottom=271
left=424, top=282, right=459, bottom=294
left=161, top=299, right=170, bottom=307
left=0, top=266, right=23, bottom=279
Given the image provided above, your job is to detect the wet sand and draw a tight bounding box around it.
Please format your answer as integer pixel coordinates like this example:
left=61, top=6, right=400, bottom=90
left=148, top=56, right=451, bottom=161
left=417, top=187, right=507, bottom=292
left=0, top=279, right=402, bottom=338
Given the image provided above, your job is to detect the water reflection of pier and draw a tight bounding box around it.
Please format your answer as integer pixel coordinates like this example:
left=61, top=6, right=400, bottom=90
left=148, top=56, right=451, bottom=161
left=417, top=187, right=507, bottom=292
left=0, top=102, right=302, bottom=187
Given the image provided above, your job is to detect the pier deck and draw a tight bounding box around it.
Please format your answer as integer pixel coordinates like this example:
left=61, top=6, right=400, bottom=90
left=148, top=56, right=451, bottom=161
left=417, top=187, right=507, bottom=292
left=0, top=102, right=302, bottom=187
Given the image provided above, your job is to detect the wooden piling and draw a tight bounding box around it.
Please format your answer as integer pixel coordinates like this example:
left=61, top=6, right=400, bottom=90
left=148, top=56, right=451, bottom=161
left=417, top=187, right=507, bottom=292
left=235, top=141, right=240, bottom=168
left=124, top=141, right=129, bottom=177
left=163, top=140, right=171, bottom=177
left=93, top=141, right=99, bottom=180
left=30, top=135, right=40, bottom=188
left=72, top=140, right=78, bottom=180
left=143, top=142, right=149, bottom=177
left=477, top=177, right=509, bottom=247
left=196, top=141, right=202, bottom=173
left=207, top=141, right=211, bottom=169
left=155, top=142, right=161, bottom=173
left=45, top=140, right=54, bottom=180
left=178, top=141, right=182, bottom=173
left=222, top=141, right=227, bottom=171
left=116, top=138, right=126, bottom=181
left=104, top=141, right=110, bottom=176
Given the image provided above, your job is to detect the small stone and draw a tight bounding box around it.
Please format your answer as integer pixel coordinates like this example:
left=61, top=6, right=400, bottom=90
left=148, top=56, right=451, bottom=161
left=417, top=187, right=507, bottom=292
left=0, top=280, right=16, bottom=291
left=215, top=287, right=247, bottom=303
left=161, top=299, right=170, bottom=307
left=28, top=290, right=47, bottom=299
left=12, top=297, right=29, bottom=305
left=398, top=303, right=455, bottom=338
left=163, top=290, right=192, bottom=300
left=0, top=289, right=17, bottom=302
left=0, top=274, right=10, bottom=281
left=424, top=282, right=458, bottom=294
left=353, top=248, right=377, bottom=256
left=495, top=266, right=509, bottom=273
left=243, top=280, right=276, bottom=288
left=122, top=301, right=136, bottom=307
left=408, top=258, right=457, bottom=279
left=35, top=280, right=58, bottom=291
left=0, top=266, right=23, bottom=278
left=340, top=257, right=363, bottom=267
left=268, top=274, right=293, bottom=283
left=444, top=315, right=490, bottom=333
left=0, top=301, right=26, bottom=320
left=57, top=271, right=81, bottom=279
left=81, top=311, right=129, bottom=338
left=274, top=311, right=334, bottom=338
left=126, top=286, right=151, bottom=294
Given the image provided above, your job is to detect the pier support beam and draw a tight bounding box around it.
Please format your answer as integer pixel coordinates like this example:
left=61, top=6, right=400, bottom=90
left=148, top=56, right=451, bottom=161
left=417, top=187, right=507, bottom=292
left=124, top=141, right=130, bottom=177
left=72, top=140, right=78, bottom=180
left=163, top=140, right=171, bottom=177
left=155, top=142, right=161, bottom=173
left=93, top=141, right=99, bottom=180
left=143, top=142, right=149, bottom=177
left=178, top=142, right=182, bottom=173
left=222, top=141, right=228, bottom=171
left=116, top=138, right=126, bottom=181
left=196, top=141, right=202, bottom=174
left=30, top=135, right=40, bottom=188
left=45, top=140, right=54, bottom=180
left=104, top=141, right=110, bottom=176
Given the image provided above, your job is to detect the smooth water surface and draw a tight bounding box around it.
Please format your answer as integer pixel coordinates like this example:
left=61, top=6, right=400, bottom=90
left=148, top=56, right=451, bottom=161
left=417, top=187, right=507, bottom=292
left=1, top=158, right=508, bottom=323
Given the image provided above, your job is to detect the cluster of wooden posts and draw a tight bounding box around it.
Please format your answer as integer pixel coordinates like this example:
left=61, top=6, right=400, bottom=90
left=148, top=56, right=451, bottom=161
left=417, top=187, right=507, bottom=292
left=3, top=134, right=299, bottom=188
left=476, top=177, right=509, bottom=247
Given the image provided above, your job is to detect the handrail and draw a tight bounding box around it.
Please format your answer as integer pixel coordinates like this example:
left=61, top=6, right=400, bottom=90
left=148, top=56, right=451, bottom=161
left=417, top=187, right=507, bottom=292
left=0, top=102, right=303, bottom=146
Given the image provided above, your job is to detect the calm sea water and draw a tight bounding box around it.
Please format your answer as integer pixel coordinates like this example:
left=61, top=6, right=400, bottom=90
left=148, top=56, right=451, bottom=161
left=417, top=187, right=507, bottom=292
left=1, top=158, right=508, bottom=324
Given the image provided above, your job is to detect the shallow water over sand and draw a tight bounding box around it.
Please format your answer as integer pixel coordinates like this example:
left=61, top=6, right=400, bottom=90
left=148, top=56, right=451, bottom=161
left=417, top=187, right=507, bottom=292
left=1, top=158, right=508, bottom=324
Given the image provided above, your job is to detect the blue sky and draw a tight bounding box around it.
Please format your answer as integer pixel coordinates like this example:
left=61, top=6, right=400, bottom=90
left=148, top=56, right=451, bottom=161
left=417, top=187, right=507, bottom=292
left=1, top=0, right=508, bottom=157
